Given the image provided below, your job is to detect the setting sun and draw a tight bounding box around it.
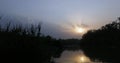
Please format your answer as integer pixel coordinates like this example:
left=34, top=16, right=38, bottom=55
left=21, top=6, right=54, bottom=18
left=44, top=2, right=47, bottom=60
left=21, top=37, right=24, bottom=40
left=74, top=26, right=86, bottom=34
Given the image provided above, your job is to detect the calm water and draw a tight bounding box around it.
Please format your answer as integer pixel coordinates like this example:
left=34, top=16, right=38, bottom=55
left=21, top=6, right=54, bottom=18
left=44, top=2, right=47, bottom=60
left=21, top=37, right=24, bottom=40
left=53, top=50, right=104, bottom=63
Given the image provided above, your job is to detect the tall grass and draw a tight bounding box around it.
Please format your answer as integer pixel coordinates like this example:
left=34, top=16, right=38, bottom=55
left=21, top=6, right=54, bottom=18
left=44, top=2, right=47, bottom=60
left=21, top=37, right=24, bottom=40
left=0, top=17, right=63, bottom=63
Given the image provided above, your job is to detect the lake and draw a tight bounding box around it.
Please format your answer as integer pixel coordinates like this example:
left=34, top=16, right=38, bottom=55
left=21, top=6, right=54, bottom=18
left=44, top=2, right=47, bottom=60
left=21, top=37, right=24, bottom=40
left=52, top=50, right=104, bottom=63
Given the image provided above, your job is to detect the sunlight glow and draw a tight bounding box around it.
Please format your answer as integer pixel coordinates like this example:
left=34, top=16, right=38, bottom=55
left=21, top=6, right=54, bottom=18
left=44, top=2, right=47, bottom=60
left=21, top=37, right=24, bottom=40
left=74, top=26, right=86, bottom=34
left=77, top=56, right=92, bottom=63
left=80, top=56, right=85, bottom=62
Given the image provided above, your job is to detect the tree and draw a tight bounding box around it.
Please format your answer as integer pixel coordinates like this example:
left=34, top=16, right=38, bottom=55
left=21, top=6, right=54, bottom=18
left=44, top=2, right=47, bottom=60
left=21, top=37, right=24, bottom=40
left=80, top=18, right=120, bottom=62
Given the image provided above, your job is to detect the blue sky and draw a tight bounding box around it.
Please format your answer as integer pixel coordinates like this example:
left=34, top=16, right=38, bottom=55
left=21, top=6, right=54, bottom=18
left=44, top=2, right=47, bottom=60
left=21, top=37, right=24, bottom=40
left=0, top=0, right=120, bottom=39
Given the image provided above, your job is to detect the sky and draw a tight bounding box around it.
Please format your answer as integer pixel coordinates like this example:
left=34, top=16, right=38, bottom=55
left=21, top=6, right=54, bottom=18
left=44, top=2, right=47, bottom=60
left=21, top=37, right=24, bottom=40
left=0, top=0, right=120, bottom=39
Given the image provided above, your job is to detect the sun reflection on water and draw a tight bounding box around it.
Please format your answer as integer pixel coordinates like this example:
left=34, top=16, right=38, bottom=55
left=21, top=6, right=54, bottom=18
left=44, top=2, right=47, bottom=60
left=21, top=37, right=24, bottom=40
left=53, top=50, right=95, bottom=63
left=74, top=55, right=92, bottom=63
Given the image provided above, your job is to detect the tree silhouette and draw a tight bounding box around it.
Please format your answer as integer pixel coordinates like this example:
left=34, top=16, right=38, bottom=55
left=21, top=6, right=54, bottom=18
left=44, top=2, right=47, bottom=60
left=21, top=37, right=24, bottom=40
left=80, top=17, right=120, bottom=62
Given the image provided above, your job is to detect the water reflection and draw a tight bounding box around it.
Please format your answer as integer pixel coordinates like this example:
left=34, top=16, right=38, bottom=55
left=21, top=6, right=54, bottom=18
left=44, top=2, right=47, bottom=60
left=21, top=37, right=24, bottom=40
left=53, top=50, right=103, bottom=63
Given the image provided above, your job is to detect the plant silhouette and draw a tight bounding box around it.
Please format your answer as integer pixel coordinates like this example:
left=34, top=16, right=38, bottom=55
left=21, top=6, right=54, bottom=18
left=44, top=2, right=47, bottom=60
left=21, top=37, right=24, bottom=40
left=80, top=17, right=120, bottom=62
left=0, top=17, right=63, bottom=63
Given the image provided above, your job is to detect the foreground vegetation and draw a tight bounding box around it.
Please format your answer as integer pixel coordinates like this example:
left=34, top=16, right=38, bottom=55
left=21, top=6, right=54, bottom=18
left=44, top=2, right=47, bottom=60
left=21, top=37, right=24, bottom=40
left=0, top=17, right=63, bottom=63
left=80, top=18, right=120, bottom=62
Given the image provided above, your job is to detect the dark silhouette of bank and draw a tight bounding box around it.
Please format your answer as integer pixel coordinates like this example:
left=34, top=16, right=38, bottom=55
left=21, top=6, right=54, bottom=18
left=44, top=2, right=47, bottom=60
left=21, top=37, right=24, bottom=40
left=0, top=17, right=63, bottom=63
left=60, top=39, right=80, bottom=50
left=80, top=18, right=120, bottom=62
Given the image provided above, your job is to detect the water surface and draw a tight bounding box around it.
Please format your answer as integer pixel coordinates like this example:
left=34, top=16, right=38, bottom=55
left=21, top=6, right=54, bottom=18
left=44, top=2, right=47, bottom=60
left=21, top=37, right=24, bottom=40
left=53, top=50, right=103, bottom=63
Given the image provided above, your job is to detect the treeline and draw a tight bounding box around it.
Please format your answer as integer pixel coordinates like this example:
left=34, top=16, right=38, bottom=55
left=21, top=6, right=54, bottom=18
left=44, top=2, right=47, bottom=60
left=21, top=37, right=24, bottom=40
left=60, top=39, right=80, bottom=50
left=0, top=17, right=63, bottom=63
left=80, top=18, right=120, bottom=62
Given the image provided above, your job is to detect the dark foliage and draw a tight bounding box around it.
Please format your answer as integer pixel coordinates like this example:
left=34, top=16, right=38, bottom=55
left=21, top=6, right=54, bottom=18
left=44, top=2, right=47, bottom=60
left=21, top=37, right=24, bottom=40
left=80, top=18, right=120, bottom=62
left=0, top=18, right=63, bottom=63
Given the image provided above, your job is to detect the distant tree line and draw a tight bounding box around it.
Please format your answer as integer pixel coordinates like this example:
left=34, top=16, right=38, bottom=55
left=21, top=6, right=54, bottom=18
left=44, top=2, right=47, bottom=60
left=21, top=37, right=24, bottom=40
left=80, top=18, right=120, bottom=62
left=0, top=17, right=63, bottom=63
